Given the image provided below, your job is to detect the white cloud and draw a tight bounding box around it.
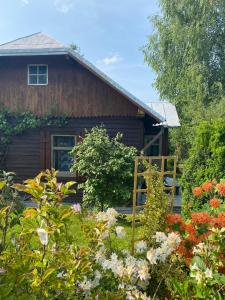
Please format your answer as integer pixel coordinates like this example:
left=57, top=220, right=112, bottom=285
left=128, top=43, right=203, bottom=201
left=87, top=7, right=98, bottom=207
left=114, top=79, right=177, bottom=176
left=100, top=54, right=122, bottom=66
left=54, top=0, right=74, bottom=13
left=21, top=0, right=29, bottom=5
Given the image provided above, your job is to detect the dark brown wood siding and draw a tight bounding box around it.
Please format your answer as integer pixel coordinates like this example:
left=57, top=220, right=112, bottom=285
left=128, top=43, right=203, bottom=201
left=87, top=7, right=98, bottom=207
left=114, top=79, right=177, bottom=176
left=0, top=55, right=139, bottom=117
left=3, top=117, right=144, bottom=182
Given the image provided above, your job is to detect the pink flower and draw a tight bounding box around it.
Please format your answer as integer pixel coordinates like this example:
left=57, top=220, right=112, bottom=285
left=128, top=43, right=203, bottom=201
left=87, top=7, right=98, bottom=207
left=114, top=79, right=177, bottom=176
left=72, top=203, right=81, bottom=213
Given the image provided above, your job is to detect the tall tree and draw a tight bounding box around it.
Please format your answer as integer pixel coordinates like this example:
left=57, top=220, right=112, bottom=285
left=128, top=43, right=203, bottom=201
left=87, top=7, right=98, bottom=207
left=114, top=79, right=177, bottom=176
left=143, top=0, right=225, bottom=157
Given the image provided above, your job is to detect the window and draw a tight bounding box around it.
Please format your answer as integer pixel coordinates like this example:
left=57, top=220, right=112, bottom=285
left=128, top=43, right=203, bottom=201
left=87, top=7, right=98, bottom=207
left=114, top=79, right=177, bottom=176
left=28, top=65, right=48, bottom=85
left=51, top=135, right=76, bottom=176
left=144, top=135, right=161, bottom=156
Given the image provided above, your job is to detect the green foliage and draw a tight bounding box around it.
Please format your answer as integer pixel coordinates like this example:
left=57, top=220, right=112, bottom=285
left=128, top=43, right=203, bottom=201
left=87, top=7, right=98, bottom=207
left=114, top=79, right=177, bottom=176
left=143, top=0, right=225, bottom=158
left=71, top=126, right=137, bottom=210
left=0, top=170, right=176, bottom=299
left=142, top=166, right=169, bottom=242
left=0, top=171, right=24, bottom=253
left=169, top=228, right=225, bottom=299
left=0, top=170, right=93, bottom=299
left=181, top=119, right=225, bottom=216
left=0, top=108, right=68, bottom=165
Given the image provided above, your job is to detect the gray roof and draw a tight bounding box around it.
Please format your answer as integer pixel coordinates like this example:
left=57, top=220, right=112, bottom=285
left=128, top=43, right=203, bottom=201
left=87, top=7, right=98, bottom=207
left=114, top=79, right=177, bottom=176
left=147, top=101, right=180, bottom=128
left=0, top=32, right=64, bottom=50
left=0, top=33, right=180, bottom=126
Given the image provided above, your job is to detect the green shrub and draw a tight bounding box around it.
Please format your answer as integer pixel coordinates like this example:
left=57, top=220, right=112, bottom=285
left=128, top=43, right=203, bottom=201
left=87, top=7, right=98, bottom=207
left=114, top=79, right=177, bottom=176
left=142, top=166, right=169, bottom=243
left=181, top=119, right=225, bottom=217
left=71, top=126, right=137, bottom=210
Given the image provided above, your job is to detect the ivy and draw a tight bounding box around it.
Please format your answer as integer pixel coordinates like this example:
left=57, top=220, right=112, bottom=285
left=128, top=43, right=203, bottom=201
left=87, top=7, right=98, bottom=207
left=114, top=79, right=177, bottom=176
left=0, top=108, right=68, bottom=164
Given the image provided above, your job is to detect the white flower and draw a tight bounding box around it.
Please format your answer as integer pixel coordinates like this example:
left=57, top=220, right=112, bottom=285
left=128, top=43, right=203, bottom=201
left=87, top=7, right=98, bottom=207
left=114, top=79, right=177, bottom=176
left=166, top=232, right=181, bottom=249
left=137, top=259, right=150, bottom=281
left=96, top=208, right=118, bottom=228
left=191, top=271, right=204, bottom=284
left=79, top=276, right=93, bottom=294
left=193, top=242, right=206, bottom=255
left=101, top=229, right=109, bottom=240
left=191, top=263, right=200, bottom=271
left=96, top=211, right=108, bottom=222
left=95, top=246, right=106, bottom=263
left=71, top=203, right=81, bottom=213
left=135, top=240, right=147, bottom=254
left=115, top=226, right=126, bottom=238
left=106, top=208, right=118, bottom=218
left=92, top=270, right=102, bottom=288
left=0, top=268, right=6, bottom=274
left=205, top=268, right=213, bottom=279
left=147, top=248, right=157, bottom=264
left=154, top=232, right=167, bottom=243
left=37, top=228, right=48, bottom=246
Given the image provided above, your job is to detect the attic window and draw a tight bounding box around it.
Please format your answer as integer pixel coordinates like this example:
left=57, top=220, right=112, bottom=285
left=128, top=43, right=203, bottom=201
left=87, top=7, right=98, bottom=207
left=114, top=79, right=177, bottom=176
left=28, top=65, right=48, bottom=85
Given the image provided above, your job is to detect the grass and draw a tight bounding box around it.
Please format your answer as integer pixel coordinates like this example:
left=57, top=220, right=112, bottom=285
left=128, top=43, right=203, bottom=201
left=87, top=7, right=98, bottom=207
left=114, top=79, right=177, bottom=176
left=68, top=213, right=145, bottom=252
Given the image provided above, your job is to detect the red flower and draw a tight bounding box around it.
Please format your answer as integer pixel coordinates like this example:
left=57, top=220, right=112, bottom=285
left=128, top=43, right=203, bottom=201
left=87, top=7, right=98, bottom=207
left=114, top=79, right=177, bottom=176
left=202, top=181, right=213, bottom=193
left=191, top=212, right=211, bottom=225
left=209, top=198, right=220, bottom=208
left=193, top=187, right=203, bottom=197
left=216, top=183, right=225, bottom=196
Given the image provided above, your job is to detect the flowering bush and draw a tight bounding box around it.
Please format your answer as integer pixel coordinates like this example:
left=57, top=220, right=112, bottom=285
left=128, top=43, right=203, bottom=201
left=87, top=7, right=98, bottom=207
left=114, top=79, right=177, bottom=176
left=165, top=179, right=225, bottom=298
left=0, top=170, right=182, bottom=299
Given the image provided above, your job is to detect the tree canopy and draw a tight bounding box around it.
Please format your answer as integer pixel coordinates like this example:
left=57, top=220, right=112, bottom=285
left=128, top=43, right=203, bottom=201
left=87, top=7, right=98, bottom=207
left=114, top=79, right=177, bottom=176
left=71, top=126, right=137, bottom=210
left=143, top=0, right=225, bottom=157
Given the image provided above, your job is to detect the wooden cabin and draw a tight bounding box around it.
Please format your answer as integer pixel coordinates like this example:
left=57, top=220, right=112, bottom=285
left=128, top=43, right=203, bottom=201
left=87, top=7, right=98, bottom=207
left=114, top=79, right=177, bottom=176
left=0, top=33, right=180, bottom=183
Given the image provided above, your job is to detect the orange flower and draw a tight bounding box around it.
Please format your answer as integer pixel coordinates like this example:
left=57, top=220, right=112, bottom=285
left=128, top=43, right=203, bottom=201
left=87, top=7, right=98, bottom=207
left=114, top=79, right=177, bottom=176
left=216, top=183, right=225, bottom=196
left=209, top=198, right=220, bottom=208
left=185, top=257, right=192, bottom=266
left=184, top=223, right=196, bottom=236
left=191, top=212, right=211, bottom=225
left=187, top=233, right=198, bottom=243
left=218, top=212, right=225, bottom=227
left=166, top=214, right=183, bottom=225
left=202, top=181, right=213, bottom=193
left=197, top=232, right=210, bottom=243
left=192, top=187, right=203, bottom=197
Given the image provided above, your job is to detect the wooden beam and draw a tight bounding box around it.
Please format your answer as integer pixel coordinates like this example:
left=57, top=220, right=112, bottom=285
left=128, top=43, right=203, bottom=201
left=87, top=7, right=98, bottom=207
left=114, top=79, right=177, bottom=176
left=141, top=127, right=164, bottom=155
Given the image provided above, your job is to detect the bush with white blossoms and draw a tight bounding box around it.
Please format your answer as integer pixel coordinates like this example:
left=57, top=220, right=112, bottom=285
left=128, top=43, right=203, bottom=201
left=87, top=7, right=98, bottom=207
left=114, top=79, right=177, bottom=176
left=2, top=170, right=215, bottom=299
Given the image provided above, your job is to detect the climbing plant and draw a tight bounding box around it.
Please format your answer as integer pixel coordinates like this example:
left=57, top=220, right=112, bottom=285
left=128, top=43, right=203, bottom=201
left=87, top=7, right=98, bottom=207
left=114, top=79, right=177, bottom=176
left=0, top=107, right=68, bottom=165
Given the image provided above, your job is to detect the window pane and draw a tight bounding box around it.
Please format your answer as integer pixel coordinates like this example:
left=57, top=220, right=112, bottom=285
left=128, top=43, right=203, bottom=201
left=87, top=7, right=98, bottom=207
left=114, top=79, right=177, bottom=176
left=29, top=66, right=38, bottom=74
left=38, top=75, right=47, bottom=84
left=39, top=65, right=47, bottom=74
left=53, top=150, right=73, bottom=172
left=53, top=136, right=75, bottom=147
left=29, top=75, right=38, bottom=84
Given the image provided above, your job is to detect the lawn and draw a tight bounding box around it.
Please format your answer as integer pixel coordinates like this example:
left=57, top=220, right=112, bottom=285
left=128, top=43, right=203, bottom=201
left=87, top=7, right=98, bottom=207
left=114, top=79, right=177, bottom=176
left=69, top=212, right=144, bottom=251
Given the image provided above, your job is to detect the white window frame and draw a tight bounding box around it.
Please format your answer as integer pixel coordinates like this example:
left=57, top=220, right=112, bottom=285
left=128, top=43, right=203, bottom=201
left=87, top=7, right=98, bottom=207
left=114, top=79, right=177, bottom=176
left=27, top=64, right=48, bottom=86
left=144, top=135, right=162, bottom=156
left=51, top=135, right=76, bottom=177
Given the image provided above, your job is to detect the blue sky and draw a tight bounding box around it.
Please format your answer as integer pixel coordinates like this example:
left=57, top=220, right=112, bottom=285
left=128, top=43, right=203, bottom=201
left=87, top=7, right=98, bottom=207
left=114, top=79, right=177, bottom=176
left=0, top=0, right=161, bottom=103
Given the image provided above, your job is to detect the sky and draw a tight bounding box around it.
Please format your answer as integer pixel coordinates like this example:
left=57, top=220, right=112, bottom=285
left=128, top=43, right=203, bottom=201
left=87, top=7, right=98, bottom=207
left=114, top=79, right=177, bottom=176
left=0, top=0, right=161, bottom=103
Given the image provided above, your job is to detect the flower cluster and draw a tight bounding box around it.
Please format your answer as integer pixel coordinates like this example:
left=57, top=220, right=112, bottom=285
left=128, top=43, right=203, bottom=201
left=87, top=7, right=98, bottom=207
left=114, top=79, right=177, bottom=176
left=166, top=210, right=225, bottom=267
left=147, top=232, right=181, bottom=264
left=192, top=179, right=225, bottom=200
left=96, top=208, right=118, bottom=228
left=79, top=231, right=180, bottom=299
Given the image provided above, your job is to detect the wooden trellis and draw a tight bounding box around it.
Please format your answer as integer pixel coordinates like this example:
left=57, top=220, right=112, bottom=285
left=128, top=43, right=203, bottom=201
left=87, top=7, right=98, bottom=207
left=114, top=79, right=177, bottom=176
left=131, top=155, right=177, bottom=254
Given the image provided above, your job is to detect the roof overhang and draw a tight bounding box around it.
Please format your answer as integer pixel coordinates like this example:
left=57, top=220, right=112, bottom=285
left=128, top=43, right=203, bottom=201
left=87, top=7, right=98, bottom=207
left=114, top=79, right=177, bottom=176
left=0, top=47, right=166, bottom=124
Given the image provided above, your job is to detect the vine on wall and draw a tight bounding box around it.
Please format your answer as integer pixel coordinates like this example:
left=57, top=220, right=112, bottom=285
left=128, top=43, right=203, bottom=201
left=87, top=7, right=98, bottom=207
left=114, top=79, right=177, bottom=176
left=0, top=108, right=68, bottom=166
